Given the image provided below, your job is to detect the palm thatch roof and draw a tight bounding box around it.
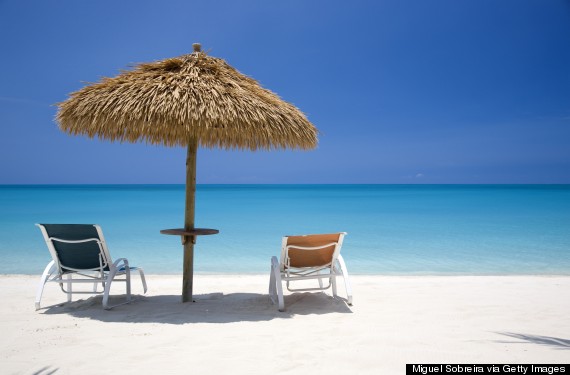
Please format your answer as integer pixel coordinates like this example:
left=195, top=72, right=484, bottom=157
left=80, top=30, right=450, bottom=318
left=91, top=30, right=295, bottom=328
left=56, top=44, right=317, bottom=150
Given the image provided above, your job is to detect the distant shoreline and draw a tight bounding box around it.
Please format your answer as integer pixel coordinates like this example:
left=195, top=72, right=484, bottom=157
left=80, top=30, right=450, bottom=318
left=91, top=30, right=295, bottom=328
left=2, top=183, right=570, bottom=186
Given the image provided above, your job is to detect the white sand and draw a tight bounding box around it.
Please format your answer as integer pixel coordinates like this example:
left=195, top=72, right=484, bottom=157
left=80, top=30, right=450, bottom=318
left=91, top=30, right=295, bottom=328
left=1, top=275, right=569, bottom=374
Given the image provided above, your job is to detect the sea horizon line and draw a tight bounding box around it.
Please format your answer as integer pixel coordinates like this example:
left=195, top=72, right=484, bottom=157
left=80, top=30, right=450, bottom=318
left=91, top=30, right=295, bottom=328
left=1, top=183, right=569, bottom=187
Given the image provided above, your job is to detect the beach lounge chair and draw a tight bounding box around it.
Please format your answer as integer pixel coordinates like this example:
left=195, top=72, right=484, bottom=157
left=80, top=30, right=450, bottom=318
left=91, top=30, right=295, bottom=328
left=35, top=224, right=147, bottom=310
left=269, top=232, right=352, bottom=311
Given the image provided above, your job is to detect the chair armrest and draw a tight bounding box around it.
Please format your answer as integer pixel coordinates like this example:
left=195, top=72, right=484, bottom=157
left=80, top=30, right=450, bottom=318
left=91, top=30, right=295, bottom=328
left=271, top=256, right=279, bottom=268
left=112, top=257, right=130, bottom=270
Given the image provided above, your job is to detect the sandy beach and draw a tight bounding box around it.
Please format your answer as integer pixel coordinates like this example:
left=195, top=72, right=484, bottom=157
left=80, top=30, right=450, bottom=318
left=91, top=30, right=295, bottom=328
left=1, top=275, right=569, bottom=374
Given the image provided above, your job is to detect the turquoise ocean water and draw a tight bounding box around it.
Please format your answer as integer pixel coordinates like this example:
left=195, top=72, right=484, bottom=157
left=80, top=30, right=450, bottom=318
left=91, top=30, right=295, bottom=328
left=0, top=184, right=569, bottom=275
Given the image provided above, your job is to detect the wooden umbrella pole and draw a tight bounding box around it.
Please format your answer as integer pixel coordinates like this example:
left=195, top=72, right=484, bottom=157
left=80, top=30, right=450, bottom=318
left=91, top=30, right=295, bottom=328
left=182, top=137, right=198, bottom=303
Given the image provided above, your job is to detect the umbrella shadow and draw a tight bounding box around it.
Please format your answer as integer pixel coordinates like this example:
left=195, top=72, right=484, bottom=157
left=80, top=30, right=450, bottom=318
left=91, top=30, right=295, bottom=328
left=494, top=332, right=570, bottom=350
left=42, top=292, right=352, bottom=324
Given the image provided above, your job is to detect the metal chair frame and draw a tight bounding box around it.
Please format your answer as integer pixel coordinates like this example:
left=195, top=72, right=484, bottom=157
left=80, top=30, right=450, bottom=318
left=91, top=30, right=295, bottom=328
left=269, top=232, right=352, bottom=311
left=35, top=224, right=147, bottom=310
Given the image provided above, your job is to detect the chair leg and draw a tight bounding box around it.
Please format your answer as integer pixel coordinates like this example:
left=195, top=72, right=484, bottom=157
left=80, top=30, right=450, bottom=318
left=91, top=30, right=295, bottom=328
left=102, top=269, right=117, bottom=310
left=337, top=255, right=353, bottom=306
left=137, top=268, right=148, bottom=294
left=331, top=272, right=338, bottom=298
left=67, top=274, right=72, bottom=303
left=93, top=271, right=102, bottom=292
left=270, top=256, right=285, bottom=311
left=35, top=261, right=56, bottom=310
left=125, top=267, right=132, bottom=303
left=269, top=261, right=276, bottom=301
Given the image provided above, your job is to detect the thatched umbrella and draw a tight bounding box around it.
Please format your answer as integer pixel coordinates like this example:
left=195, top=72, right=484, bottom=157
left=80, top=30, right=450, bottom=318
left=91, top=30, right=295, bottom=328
left=56, top=44, right=318, bottom=302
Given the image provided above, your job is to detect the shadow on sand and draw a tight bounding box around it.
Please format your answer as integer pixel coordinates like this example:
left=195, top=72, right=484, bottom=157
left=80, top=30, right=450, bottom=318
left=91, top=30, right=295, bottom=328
left=495, top=332, right=570, bottom=350
left=32, top=366, right=59, bottom=375
left=42, top=292, right=352, bottom=324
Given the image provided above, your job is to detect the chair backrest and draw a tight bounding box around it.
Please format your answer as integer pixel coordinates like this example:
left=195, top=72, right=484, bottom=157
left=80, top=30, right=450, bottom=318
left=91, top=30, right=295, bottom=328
left=37, top=224, right=111, bottom=273
left=282, top=232, right=346, bottom=268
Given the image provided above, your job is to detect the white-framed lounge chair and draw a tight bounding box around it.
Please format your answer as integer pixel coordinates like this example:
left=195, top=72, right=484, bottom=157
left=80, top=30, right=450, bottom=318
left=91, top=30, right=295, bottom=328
left=35, top=224, right=147, bottom=310
left=269, top=232, right=352, bottom=311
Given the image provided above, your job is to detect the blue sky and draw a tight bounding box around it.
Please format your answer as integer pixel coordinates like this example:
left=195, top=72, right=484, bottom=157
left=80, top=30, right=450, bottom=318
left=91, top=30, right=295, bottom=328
left=1, top=0, right=569, bottom=184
